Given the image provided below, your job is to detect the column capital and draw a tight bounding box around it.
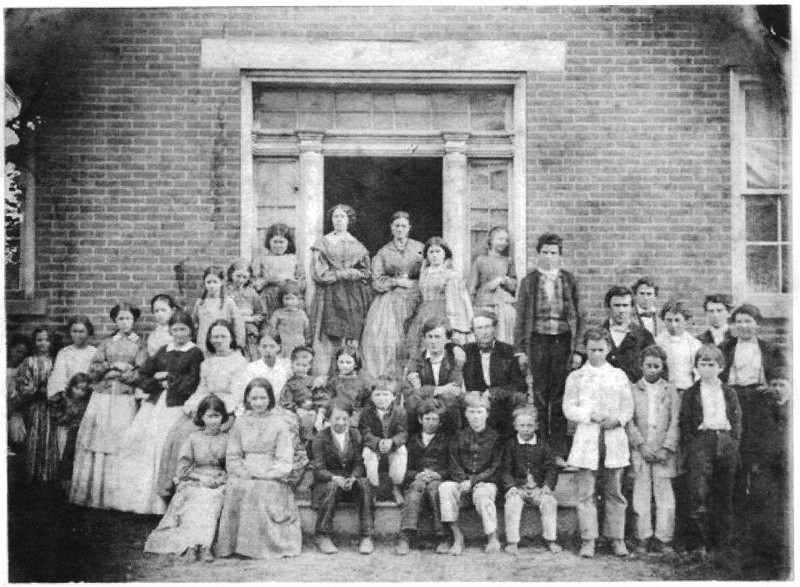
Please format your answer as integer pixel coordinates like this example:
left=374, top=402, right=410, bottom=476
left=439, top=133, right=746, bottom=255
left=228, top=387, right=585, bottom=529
left=297, top=131, right=324, bottom=153
left=442, top=132, right=470, bottom=154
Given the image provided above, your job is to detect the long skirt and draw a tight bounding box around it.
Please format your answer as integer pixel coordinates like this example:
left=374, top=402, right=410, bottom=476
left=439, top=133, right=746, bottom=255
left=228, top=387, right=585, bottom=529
left=144, top=480, right=226, bottom=554
left=216, top=478, right=302, bottom=559
left=361, top=286, right=420, bottom=380
left=24, top=400, right=60, bottom=489
left=107, top=394, right=183, bottom=514
left=157, top=415, right=201, bottom=499
left=70, top=391, right=137, bottom=509
left=318, top=280, right=373, bottom=340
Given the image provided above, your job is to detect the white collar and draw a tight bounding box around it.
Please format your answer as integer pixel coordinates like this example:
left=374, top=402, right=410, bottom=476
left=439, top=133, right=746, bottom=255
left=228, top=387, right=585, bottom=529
left=166, top=341, right=196, bottom=352
left=539, top=267, right=560, bottom=280
left=517, top=434, right=537, bottom=446
left=425, top=350, right=445, bottom=363
left=112, top=331, right=139, bottom=342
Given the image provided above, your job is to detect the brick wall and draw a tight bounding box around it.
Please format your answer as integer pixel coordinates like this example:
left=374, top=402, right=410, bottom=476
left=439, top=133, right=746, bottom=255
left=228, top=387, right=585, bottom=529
left=8, top=6, right=789, bottom=347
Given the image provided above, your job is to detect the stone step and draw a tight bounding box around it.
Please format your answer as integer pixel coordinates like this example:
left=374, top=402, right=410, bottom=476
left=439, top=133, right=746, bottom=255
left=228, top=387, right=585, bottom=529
left=297, top=469, right=580, bottom=540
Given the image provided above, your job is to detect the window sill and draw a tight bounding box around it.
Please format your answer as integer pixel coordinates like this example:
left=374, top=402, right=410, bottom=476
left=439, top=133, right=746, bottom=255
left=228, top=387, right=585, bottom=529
left=5, top=297, right=48, bottom=317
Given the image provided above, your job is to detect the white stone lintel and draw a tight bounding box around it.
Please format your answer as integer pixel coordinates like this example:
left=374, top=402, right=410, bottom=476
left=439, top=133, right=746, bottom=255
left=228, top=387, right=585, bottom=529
left=202, top=39, right=566, bottom=72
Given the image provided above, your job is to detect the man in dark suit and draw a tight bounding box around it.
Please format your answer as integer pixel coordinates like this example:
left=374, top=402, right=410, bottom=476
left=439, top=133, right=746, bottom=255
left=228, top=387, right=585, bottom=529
left=403, top=316, right=465, bottom=436
left=697, top=294, right=734, bottom=348
left=463, top=311, right=527, bottom=439
left=311, top=400, right=374, bottom=555
left=602, top=285, right=655, bottom=383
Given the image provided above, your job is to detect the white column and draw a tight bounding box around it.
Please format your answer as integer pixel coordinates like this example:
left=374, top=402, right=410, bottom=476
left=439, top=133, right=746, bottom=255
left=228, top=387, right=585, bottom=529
left=442, top=133, right=470, bottom=276
left=297, top=132, right=325, bottom=307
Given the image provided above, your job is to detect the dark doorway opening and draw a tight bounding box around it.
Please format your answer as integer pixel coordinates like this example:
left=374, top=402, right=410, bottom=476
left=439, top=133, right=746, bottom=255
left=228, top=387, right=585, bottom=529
left=324, top=157, right=443, bottom=257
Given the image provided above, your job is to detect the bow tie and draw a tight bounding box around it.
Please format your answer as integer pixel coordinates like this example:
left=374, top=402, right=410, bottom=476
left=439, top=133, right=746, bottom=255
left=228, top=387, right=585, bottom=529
left=479, top=346, right=493, bottom=355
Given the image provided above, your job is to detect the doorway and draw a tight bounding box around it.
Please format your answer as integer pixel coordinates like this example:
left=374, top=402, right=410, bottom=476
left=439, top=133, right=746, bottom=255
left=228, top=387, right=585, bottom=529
left=324, top=157, right=443, bottom=257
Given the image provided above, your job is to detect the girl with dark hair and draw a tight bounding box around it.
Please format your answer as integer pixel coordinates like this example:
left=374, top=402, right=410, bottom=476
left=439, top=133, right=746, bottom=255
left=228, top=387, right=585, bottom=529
left=361, top=211, right=425, bottom=380
left=108, top=310, right=204, bottom=514
left=53, top=373, right=92, bottom=494
left=16, top=326, right=57, bottom=489
left=47, top=315, right=97, bottom=400
left=145, top=394, right=229, bottom=562
left=253, top=222, right=306, bottom=321
left=405, top=236, right=473, bottom=358
left=70, top=303, right=145, bottom=509
left=216, top=378, right=304, bottom=559
left=267, top=281, right=311, bottom=359
left=157, top=319, right=248, bottom=499
left=7, top=334, right=31, bottom=452
left=146, top=293, right=178, bottom=358
left=228, top=258, right=266, bottom=362
left=192, top=266, right=245, bottom=356
left=468, top=226, right=517, bottom=344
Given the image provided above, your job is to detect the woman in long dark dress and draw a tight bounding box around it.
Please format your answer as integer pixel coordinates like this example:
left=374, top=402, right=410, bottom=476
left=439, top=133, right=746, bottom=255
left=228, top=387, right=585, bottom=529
left=309, top=204, right=373, bottom=374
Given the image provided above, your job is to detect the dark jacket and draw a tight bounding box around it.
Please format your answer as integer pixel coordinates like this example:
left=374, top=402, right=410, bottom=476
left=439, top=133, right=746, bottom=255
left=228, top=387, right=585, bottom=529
left=514, top=268, right=581, bottom=356
left=404, top=431, right=451, bottom=485
left=462, top=341, right=526, bottom=397
left=310, top=426, right=366, bottom=482
left=720, top=337, right=786, bottom=386
left=358, top=401, right=408, bottom=452
left=679, top=381, right=742, bottom=446
left=403, top=350, right=464, bottom=403
left=697, top=328, right=734, bottom=349
left=602, top=320, right=655, bottom=383
left=448, top=426, right=502, bottom=486
left=137, top=344, right=204, bottom=407
left=500, top=436, right=559, bottom=492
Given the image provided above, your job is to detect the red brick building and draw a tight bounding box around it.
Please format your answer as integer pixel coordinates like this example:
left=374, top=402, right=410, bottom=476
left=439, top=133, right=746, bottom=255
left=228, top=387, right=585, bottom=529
left=5, top=6, right=790, bottom=346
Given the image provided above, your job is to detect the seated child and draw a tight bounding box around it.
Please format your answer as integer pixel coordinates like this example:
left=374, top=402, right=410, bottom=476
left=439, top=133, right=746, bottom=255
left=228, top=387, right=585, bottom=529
left=51, top=372, right=92, bottom=494
left=625, top=345, right=680, bottom=554
left=564, top=328, right=633, bottom=558
left=144, top=395, right=229, bottom=562
left=655, top=301, right=702, bottom=393
left=438, top=391, right=502, bottom=556
left=680, top=345, right=741, bottom=556
left=358, top=376, right=408, bottom=504
left=310, top=400, right=375, bottom=556
left=396, top=398, right=450, bottom=556
left=279, top=346, right=319, bottom=444
left=316, top=347, right=373, bottom=428
left=234, top=331, right=292, bottom=412
left=501, top=406, right=562, bottom=555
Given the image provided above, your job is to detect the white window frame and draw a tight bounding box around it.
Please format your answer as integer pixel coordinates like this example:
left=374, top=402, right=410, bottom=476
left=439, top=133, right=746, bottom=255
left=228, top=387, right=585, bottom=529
left=729, top=71, right=790, bottom=317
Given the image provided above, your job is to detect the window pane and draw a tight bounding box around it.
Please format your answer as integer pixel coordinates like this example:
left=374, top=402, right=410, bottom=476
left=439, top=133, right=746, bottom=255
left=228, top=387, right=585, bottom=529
left=395, top=112, right=432, bottom=131
left=781, top=245, right=791, bottom=293
left=745, top=89, right=782, bottom=138
left=335, top=112, right=372, bottom=129
left=432, top=92, right=469, bottom=112
left=781, top=141, right=791, bottom=189
left=746, top=245, right=780, bottom=293
left=470, top=92, right=507, bottom=114
left=780, top=196, right=789, bottom=242
left=256, top=111, right=296, bottom=130
left=471, top=112, right=507, bottom=132
left=335, top=92, right=372, bottom=112
left=298, top=91, right=333, bottom=112
left=256, top=89, right=297, bottom=111
left=394, top=92, right=430, bottom=112
left=298, top=111, right=332, bottom=129
left=745, top=196, right=778, bottom=242
left=746, top=140, right=781, bottom=189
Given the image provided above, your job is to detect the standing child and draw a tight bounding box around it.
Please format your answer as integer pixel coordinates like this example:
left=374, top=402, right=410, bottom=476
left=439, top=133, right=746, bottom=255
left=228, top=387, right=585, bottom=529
left=311, top=401, right=375, bottom=555
left=563, top=328, right=633, bottom=558
left=359, top=377, right=408, bottom=504
left=234, top=331, right=293, bottom=411
left=145, top=294, right=177, bottom=358
left=317, top=347, right=373, bottom=428
left=501, top=406, right=562, bottom=555
left=680, top=345, right=741, bottom=556
left=268, top=282, right=311, bottom=359
left=698, top=294, right=733, bottom=348
left=626, top=345, right=680, bottom=554
left=396, top=398, right=450, bottom=556
left=144, top=395, right=229, bottom=562
left=252, top=222, right=306, bottom=321
left=228, top=259, right=266, bottom=362
left=438, top=392, right=502, bottom=556
left=280, top=346, right=320, bottom=445
left=16, top=326, right=56, bottom=489
left=7, top=335, right=32, bottom=455
left=468, top=226, right=517, bottom=345
left=655, top=301, right=702, bottom=394
left=71, top=303, right=145, bottom=509
left=52, top=373, right=92, bottom=495
left=193, top=266, right=245, bottom=357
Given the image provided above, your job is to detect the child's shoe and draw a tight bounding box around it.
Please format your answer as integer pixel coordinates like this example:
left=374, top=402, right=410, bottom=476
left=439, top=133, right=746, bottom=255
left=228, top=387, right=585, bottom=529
left=579, top=540, right=595, bottom=558
left=504, top=542, right=519, bottom=555
left=436, top=540, right=451, bottom=555
left=485, top=535, right=501, bottom=553
left=547, top=541, right=563, bottom=554
left=612, top=539, right=629, bottom=557
left=395, top=536, right=410, bottom=556
left=316, top=535, right=339, bottom=555
left=359, top=536, right=374, bottom=555
left=199, top=546, right=214, bottom=562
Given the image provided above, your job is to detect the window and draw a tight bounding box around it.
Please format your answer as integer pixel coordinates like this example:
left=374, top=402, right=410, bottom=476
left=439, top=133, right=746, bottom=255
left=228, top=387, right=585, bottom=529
left=731, top=75, right=791, bottom=312
left=468, top=159, right=510, bottom=259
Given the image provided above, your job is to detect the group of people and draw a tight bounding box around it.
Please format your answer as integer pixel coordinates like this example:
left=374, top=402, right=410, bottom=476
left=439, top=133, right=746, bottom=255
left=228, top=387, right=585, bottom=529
left=6, top=205, right=790, bottom=563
